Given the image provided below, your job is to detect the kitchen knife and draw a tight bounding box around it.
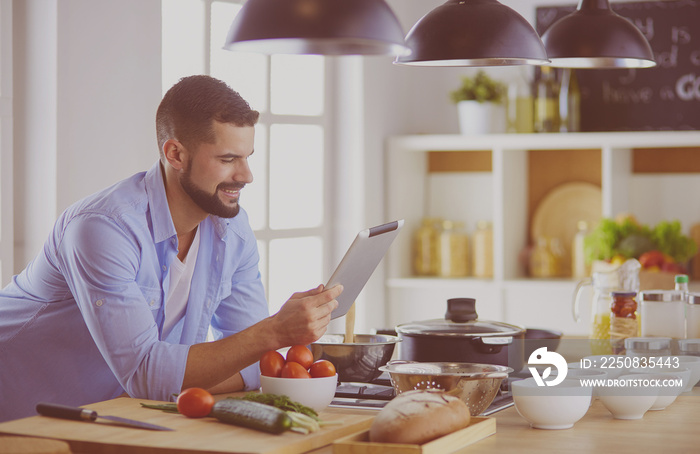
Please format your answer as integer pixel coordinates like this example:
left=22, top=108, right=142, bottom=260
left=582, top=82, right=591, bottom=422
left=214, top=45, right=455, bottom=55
left=36, top=402, right=174, bottom=431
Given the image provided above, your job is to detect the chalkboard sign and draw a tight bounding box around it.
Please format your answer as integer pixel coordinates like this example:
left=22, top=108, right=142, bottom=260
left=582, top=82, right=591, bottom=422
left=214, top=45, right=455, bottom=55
left=536, top=0, right=700, bottom=132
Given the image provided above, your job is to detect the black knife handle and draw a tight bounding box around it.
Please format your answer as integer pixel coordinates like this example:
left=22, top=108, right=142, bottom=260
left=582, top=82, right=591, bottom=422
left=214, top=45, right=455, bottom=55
left=36, top=402, right=98, bottom=422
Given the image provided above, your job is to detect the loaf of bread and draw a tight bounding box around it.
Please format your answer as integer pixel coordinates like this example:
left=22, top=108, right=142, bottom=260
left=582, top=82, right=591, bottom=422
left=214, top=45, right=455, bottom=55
left=369, top=389, right=471, bottom=444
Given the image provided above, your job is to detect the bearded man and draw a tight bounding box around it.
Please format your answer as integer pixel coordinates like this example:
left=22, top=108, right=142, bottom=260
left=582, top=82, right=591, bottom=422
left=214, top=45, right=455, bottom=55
left=0, top=75, right=341, bottom=422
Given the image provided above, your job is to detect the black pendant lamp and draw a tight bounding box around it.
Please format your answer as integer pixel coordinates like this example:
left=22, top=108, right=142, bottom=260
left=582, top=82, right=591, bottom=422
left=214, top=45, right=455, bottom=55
left=394, top=0, right=549, bottom=67
left=223, top=0, right=409, bottom=57
left=541, top=0, right=656, bottom=68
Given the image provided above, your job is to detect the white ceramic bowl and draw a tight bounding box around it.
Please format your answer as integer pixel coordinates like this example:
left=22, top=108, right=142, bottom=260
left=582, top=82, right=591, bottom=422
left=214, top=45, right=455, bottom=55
left=597, top=374, right=658, bottom=419
left=511, top=378, right=592, bottom=430
left=627, top=367, right=690, bottom=410
left=673, top=356, right=700, bottom=392
left=259, top=374, right=338, bottom=412
left=562, top=367, right=609, bottom=382
left=564, top=366, right=609, bottom=405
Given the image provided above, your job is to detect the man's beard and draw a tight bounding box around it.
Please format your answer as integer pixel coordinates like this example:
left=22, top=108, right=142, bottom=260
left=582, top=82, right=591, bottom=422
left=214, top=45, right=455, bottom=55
left=180, top=167, right=243, bottom=219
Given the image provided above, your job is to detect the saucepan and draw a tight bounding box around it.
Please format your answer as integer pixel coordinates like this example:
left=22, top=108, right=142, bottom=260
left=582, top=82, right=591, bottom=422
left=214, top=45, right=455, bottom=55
left=395, top=298, right=527, bottom=373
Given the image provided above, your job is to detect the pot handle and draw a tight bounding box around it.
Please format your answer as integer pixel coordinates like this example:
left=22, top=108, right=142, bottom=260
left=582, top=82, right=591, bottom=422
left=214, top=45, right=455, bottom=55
left=572, top=277, right=592, bottom=322
left=445, top=298, right=478, bottom=323
left=470, top=336, right=513, bottom=354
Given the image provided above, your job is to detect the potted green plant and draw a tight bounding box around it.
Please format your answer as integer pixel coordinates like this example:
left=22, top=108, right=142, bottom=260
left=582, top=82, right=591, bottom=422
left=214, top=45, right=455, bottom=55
left=450, top=71, right=507, bottom=134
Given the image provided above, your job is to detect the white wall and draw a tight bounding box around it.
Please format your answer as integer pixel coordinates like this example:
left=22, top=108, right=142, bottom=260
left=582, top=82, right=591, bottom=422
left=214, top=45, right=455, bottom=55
left=12, top=0, right=57, bottom=275
left=10, top=0, right=673, bottom=335
left=361, top=0, right=671, bottom=331
left=357, top=0, right=557, bottom=330
left=13, top=0, right=162, bottom=270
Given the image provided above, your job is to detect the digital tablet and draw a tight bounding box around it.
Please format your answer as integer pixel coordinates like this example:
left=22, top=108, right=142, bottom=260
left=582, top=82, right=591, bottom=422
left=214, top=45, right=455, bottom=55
left=327, top=220, right=404, bottom=320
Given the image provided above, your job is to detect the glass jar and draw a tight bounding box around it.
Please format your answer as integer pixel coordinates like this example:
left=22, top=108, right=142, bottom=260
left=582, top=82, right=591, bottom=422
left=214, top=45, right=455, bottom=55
left=572, top=259, right=641, bottom=355
left=436, top=220, right=469, bottom=278
left=624, top=337, right=673, bottom=357
left=412, top=218, right=440, bottom=276
left=640, top=290, right=685, bottom=339
left=678, top=338, right=700, bottom=357
left=610, top=291, right=638, bottom=354
left=548, top=237, right=565, bottom=277
left=530, top=236, right=556, bottom=278
left=687, top=293, right=700, bottom=339
left=472, top=220, right=493, bottom=278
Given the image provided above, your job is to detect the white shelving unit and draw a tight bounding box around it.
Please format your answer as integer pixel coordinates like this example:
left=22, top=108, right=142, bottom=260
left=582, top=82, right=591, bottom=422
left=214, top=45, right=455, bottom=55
left=384, top=131, right=700, bottom=335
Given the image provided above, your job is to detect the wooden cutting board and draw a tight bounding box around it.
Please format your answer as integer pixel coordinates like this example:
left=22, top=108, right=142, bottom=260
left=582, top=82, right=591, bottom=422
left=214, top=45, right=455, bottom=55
left=0, top=397, right=376, bottom=454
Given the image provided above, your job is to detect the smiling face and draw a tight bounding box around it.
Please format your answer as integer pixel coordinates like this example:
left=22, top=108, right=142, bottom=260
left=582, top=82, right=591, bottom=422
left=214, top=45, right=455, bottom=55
left=178, top=121, right=255, bottom=219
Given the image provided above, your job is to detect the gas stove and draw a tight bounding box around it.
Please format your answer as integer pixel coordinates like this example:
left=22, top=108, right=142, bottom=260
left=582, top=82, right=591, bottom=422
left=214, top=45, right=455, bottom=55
left=329, top=373, right=516, bottom=416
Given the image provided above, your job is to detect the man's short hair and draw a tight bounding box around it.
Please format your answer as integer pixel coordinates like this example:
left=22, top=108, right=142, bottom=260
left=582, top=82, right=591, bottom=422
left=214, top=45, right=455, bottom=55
left=156, top=75, right=260, bottom=157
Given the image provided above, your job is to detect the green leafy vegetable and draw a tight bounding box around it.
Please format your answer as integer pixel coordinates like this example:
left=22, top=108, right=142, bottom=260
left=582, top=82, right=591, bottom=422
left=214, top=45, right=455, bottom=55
left=651, top=220, right=698, bottom=263
left=616, top=234, right=656, bottom=259
left=584, top=217, right=696, bottom=263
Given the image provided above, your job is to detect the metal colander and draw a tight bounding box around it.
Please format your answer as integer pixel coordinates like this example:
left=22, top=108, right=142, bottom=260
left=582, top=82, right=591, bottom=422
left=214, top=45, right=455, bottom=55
left=378, top=360, right=513, bottom=416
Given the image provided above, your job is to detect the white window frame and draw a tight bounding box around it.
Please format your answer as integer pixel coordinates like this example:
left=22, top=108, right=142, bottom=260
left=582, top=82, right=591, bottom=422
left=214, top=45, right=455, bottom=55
left=0, top=0, right=14, bottom=286
left=162, top=0, right=339, bottom=310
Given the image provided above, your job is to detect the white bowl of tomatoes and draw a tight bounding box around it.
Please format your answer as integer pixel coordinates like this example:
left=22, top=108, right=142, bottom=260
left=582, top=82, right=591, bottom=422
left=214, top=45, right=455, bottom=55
left=259, top=345, right=338, bottom=412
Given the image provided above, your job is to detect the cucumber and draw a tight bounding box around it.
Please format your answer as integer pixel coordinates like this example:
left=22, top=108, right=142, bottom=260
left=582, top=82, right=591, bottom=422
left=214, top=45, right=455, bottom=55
left=211, top=399, right=292, bottom=434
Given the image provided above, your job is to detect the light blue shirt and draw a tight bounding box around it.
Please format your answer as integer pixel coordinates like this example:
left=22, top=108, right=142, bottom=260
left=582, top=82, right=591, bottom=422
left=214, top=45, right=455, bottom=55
left=0, top=161, right=269, bottom=422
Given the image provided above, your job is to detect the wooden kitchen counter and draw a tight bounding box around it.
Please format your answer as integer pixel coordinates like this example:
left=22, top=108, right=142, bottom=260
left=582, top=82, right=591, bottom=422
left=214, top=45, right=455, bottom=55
left=312, top=390, right=700, bottom=454
left=1, top=390, right=698, bottom=454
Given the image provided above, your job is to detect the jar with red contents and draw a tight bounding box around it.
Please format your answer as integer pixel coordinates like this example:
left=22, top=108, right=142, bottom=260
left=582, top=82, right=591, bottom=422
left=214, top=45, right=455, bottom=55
left=610, top=291, right=638, bottom=354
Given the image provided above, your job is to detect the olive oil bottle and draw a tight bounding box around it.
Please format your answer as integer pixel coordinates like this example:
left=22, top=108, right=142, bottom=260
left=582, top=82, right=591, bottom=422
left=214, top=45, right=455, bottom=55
left=533, top=66, right=560, bottom=133
left=559, top=68, right=581, bottom=132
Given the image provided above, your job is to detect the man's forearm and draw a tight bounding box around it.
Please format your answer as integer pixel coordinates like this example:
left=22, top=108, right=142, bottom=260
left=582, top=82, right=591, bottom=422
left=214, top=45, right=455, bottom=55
left=206, top=373, right=244, bottom=394
left=181, top=316, right=279, bottom=391
left=181, top=284, right=341, bottom=391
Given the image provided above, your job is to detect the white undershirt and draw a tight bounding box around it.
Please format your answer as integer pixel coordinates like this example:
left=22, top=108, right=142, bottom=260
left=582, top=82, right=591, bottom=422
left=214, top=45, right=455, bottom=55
left=163, top=227, right=201, bottom=338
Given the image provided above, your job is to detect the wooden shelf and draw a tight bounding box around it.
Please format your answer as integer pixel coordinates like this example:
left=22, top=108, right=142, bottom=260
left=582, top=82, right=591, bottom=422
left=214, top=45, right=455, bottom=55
left=384, top=131, right=700, bottom=335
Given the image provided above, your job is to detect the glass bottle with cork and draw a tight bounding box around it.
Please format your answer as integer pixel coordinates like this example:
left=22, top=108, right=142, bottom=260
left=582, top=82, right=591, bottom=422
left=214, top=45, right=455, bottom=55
left=610, top=291, right=638, bottom=354
left=571, top=220, right=590, bottom=279
left=533, top=66, right=560, bottom=133
left=558, top=68, right=581, bottom=132
left=506, top=68, right=534, bottom=133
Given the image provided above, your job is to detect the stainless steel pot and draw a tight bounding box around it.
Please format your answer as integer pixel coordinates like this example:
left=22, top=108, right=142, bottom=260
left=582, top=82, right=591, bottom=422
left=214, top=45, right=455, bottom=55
left=395, top=298, right=526, bottom=372
left=309, top=334, right=400, bottom=383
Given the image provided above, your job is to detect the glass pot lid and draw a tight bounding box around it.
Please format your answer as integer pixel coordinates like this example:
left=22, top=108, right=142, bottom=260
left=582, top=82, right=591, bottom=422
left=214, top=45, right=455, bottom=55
left=395, top=298, right=525, bottom=337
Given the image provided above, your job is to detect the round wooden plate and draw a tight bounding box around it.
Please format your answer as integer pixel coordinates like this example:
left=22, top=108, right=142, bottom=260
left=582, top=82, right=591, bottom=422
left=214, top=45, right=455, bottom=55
left=531, top=182, right=602, bottom=255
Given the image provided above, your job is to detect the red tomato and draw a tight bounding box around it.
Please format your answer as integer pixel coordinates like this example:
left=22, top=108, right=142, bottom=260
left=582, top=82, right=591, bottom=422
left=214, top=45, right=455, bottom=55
left=260, top=350, right=286, bottom=377
left=176, top=388, right=215, bottom=418
left=638, top=250, right=665, bottom=269
left=281, top=361, right=312, bottom=378
left=286, top=345, right=314, bottom=370
left=309, top=360, right=336, bottom=378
